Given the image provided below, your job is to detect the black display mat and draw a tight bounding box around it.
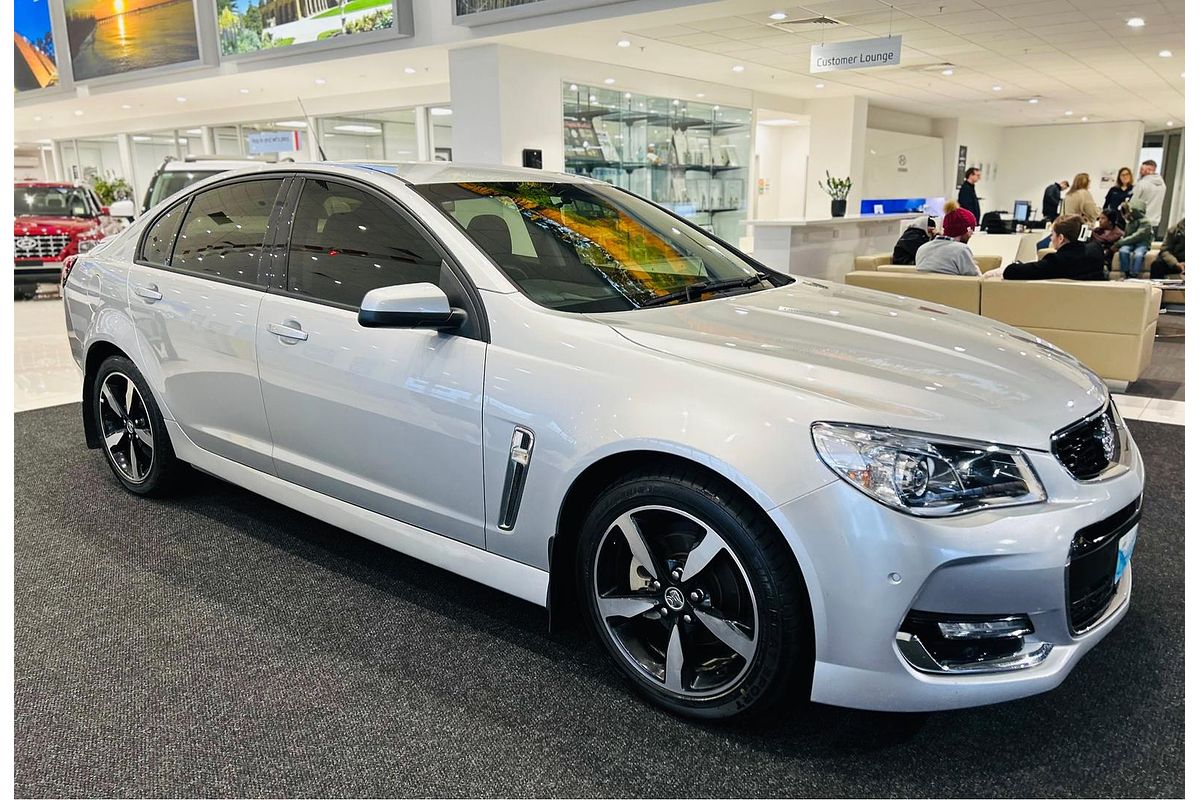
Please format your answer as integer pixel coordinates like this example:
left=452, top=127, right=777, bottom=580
left=14, top=404, right=1184, bottom=798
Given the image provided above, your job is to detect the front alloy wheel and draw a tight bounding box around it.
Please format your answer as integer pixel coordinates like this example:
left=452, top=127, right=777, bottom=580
left=579, top=469, right=811, bottom=720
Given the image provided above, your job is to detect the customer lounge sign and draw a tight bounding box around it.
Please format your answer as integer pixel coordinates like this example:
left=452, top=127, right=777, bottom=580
left=810, top=36, right=902, bottom=73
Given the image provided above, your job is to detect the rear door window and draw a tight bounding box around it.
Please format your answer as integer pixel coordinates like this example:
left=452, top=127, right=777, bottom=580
left=171, top=179, right=284, bottom=286
left=139, top=200, right=189, bottom=266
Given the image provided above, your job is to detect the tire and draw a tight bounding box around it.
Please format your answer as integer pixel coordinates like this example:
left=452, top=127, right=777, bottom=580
left=92, top=355, right=179, bottom=496
left=577, top=467, right=812, bottom=720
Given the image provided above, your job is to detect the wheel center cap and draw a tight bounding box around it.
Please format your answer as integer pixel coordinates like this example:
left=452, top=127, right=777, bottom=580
left=663, top=586, right=686, bottom=611
left=125, top=420, right=135, bottom=435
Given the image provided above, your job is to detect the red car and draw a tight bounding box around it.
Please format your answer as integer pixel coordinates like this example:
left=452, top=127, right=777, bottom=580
left=13, top=182, right=113, bottom=299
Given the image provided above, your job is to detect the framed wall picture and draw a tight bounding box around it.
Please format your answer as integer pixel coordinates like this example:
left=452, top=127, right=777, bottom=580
left=215, top=0, right=397, bottom=57
left=64, top=0, right=201, bottom=81
left=15, top=0, right=59, bottom=91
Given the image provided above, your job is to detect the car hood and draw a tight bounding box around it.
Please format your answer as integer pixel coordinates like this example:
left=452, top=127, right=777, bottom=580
left=594, top=281, right=1107, bottom=450
left=14, top=216, right=99, bottom=235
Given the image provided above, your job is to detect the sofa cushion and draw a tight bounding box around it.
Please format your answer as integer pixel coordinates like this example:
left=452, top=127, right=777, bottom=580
left=981, top=280, right=1160, bottom=335
left=844, top=270, right=981, bottom=313
left=854, top=253, right=893, bottom=271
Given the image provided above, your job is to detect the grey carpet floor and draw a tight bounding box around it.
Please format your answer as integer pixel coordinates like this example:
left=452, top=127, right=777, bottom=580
left=15, top=404, right=1184, bottom=798
left=1127, top=313, right=1185, bottom=401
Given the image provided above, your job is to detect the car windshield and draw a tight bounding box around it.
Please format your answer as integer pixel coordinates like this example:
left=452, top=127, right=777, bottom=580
left=14, top=186, right=94, bottom=218
left=413, top=181, right=779, bottom=312
left=146, top=170, right=222, bottom=210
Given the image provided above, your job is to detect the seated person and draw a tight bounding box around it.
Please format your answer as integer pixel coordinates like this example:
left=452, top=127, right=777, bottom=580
left=915, top=206, right=980, bottom=276
left=892, top=216, right=937, bottom=265
left=1090, top=209, right=1124, bottom=263
left=1152, top=217, right=1185, bottom=278
left=984, top=215, right=1105, bottom=281
left=1115, top=198, right=1155, bottom=278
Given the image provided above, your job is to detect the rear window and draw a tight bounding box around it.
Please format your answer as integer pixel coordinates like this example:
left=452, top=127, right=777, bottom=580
left=144, top=170, right=223, bottom=211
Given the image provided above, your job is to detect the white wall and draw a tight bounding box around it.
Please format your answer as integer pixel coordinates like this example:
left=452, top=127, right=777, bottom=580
left=805, top=95, right=868, bottom=218
left=866, top=107, right=937, bottom=137
left=754, top=122, right=809, bottom=220
left=991, top=121, right=1144, bottom=216
left=862, top=128, right=944, bottom=201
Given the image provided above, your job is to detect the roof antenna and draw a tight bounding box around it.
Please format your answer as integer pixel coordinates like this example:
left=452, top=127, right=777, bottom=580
left=297, top=97, right=326, bottom=161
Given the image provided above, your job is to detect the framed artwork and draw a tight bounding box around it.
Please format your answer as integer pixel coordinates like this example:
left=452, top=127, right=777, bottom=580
left=15, top=0, right=59, bottom=90
left=64, top=0, right=201, bottom=81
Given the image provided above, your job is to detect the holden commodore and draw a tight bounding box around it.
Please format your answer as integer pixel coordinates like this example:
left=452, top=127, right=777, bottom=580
left=62, top=162, right=1142, bottom=720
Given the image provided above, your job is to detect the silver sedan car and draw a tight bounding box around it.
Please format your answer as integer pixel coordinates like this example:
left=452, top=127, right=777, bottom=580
left=62, top=162, right=1142, bottom=720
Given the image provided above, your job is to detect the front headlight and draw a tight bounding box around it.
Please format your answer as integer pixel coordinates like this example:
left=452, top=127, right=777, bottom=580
left=811, top=422, right=1046, bottom=517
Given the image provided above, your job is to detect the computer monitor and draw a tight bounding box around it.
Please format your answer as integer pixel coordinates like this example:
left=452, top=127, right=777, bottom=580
left=1013, top=200, right=1031, bottom=224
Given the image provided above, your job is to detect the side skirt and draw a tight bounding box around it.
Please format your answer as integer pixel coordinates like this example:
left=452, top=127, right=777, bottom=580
left=164, top=420, right=550, bottom=608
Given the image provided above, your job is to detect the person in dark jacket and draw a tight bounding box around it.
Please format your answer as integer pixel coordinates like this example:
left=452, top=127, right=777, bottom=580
left=984, top=215, right=1105, bottom=281
left=1042, top=179, right=1068, bottom=222
left=1103, top=166, right=1134, bottom=215
left=892, top=216, right=936, bottom=265
left=1090, top=208, right=1124, bottom=264
left=957, top=167, right=981, bottom=221
left=1151, top=218, right=1184, bottom=278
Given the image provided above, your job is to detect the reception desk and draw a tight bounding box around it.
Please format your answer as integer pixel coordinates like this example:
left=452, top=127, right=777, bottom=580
left=749, top=214, right=921, bottom=281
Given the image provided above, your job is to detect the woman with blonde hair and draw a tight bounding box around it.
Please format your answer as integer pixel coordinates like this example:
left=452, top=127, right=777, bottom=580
left=1061, top=172, right=1100, bottom=223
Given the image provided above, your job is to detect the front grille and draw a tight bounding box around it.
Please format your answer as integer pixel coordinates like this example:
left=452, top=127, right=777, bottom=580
left=1067, top=497, right=1140, bottom=633
left=1052, top=404, right=1121, bottom=480
left=13, top=234, right=70, bottom=260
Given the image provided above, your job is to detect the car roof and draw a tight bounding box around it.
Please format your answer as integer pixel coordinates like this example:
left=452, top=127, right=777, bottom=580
left=196, top=160, right=595, bottom=185
left=160, top=158, right=274, bottom=172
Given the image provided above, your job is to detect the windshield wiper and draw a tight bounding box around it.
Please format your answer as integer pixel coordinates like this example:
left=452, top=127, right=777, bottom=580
left=641, top=272, right=770, bottom=308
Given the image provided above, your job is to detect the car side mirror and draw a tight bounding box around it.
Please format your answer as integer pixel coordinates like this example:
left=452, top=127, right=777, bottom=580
left=358, top=283, right=467, bottom=330
left=108, top=199, right=136, bottom=220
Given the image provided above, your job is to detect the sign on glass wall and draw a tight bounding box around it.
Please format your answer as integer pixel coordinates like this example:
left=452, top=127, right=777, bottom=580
left=216, top=0, right=395, bottom=55
left=64, top=0, right=201, bottom=80
left=15, top=0, right=59, bottom=91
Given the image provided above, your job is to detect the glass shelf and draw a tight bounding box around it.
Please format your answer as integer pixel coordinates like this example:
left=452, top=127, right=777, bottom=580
left=562, top=83, right=751, bottom=242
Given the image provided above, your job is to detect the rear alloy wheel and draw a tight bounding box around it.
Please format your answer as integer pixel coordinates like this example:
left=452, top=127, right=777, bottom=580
left=93, top=355, right=179, bottom=496
left=578, top=470, right=810, bottom=720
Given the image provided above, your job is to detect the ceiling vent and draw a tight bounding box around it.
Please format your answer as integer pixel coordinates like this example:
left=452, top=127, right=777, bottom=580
left=771, top=15, right=842, bottom=28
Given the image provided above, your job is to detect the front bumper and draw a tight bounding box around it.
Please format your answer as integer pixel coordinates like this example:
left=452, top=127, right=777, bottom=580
left=770, top=439, right=1144, bottom=712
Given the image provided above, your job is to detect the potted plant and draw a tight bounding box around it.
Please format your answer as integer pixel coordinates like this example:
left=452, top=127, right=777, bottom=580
left=819, top=171, right=852, bottom=218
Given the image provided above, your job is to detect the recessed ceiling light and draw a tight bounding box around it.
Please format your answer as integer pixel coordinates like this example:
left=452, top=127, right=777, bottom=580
left=175, top=96, right=186, bottom=103
left=569, top=83, right=578, bottom=91
left=120, top=103, right=132, bottom=109
left=624, top=92, right=632, bottom=98
left=713, top=105, right=720, bottom=111
left=73, top=109, right=83, bottom=116
left=696, top=92, right=705, bottom=98
left=274, top=120, right=308, bottom=128
left=314, top=78, right=326, bottom=85
left=404, top=66, right=416, bottom=74
left=1081, top=116, right=1089, bottom=122
left=1167, top=120, right=1175, bottom=126
left=1028, top=97, right=1039, bottom=104
left=941, top=68, right=954, bottom=76
left=1159, top=49, right=1172, bottom=57
left=1065, top=110, right=1073, bottom=116
left=617, top=39, right=631, bottom=47
left=672, top=99, right=680, bottom=105
left=333, top=124, right=381, bottom=134
left=732, top=65, right=745, bottom=72
left=603, top=77, right=615, bottom=84
left=33, top=115, right=42, bottom=121
left=992, top=85, right=1002, bottom=92
left=430, top=107, right=453, bottom=116
left=185, top=128, right=202, bottom=135
left=1126, top=16, right=1145, bottom=27
left=769, top=11, right=787, bottom=20
left=239, top=88, right=251, bottom=94
left=815, top=83, right=825, bottom=89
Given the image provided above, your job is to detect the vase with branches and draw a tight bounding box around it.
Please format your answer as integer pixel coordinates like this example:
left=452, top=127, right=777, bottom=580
left=818, top=170, right=852, bottom=217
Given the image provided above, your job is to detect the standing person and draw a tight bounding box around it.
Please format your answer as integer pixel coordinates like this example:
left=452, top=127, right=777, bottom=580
left=1061, top=173, right=1100, bottom=223
left=892, top=216, right=937, bottom=265
left=957, top=167, right=981, bottom=221
left=1042, top=179, right=1068, bottom=223
left=1151, top=218, right=1185, bottom=278
left=916, top=206, right=980, bottom=276
left=1115, top=198, right=1154, bottom=278
left=986, top=215, right=1106, bottom=281
left=1132, top=159, right=1166, bottom=235
left=1103, top=167, right=1134, bottom=215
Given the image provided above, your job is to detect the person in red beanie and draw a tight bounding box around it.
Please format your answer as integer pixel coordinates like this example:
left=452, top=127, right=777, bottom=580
left=915, top=205, right=981, bottom=276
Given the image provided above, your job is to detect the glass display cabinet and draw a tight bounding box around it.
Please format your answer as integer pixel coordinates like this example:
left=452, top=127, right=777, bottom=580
left=562, top=83, right=751, bottom=244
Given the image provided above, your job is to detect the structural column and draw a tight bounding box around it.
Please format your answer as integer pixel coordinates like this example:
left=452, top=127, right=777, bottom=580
left=447, top=44, right=565, bottom=171
left=803, top=96, right=868, bottom=218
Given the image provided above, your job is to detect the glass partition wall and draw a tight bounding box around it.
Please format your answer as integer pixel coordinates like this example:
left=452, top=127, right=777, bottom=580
left=562, top=82, right=751, bottom=244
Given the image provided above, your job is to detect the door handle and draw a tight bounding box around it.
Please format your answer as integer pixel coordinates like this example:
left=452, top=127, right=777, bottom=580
left=133, top=284, right=162, bottom=303
left=268, top=321, right=309, bottom=342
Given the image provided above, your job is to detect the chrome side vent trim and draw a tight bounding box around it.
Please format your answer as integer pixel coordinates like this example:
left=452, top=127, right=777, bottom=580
left=498, top=427, right=535, bottom=531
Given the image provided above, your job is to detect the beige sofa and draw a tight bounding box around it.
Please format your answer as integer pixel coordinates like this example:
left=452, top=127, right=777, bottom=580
left=844, top=271, right=1161, bottom=383
left=853, top=252, right=1003, bottom=272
